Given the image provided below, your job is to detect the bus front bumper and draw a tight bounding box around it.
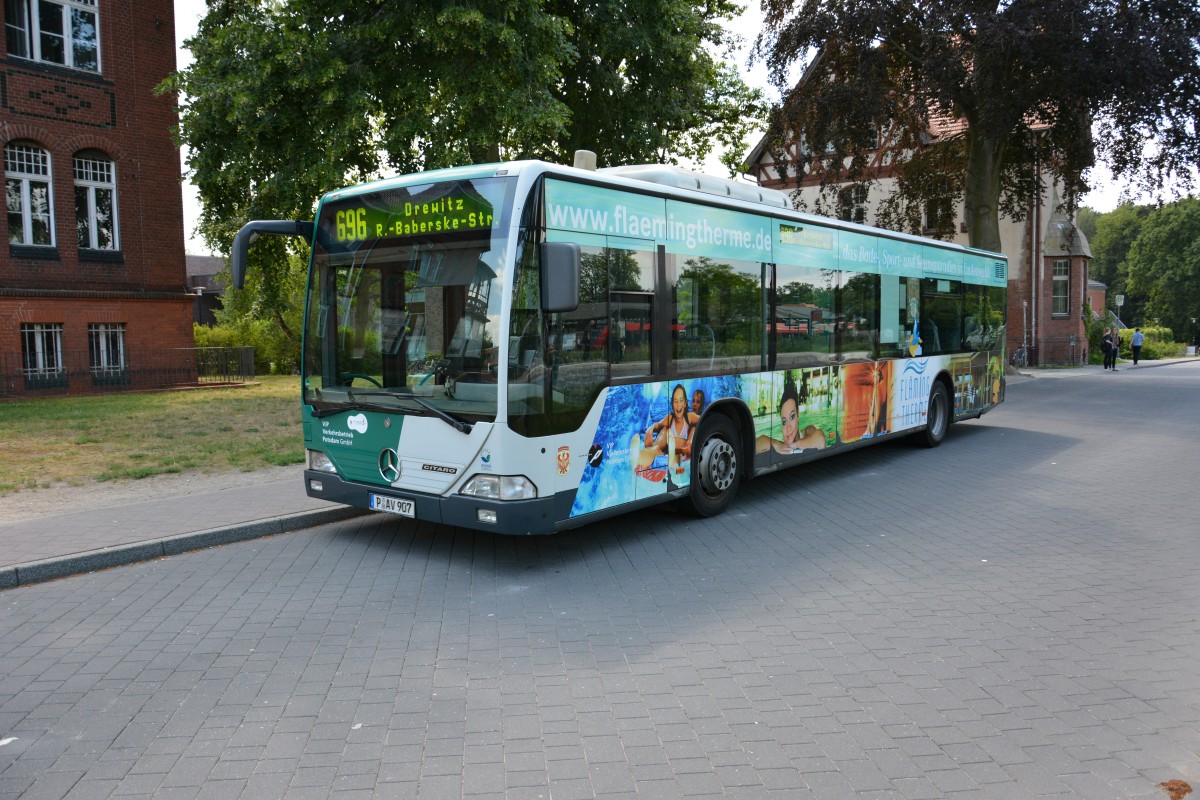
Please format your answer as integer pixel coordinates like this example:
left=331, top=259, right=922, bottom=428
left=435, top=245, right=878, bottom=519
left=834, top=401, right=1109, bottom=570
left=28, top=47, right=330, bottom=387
left=303, top=470, right=565, bottom=535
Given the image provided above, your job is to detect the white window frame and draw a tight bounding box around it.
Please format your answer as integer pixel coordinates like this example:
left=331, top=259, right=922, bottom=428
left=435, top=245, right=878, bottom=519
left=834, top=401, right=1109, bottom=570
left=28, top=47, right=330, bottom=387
left=4, top=0, right=100, bottom=72
left=5, top=142, right=55, bottom=247
left=924, top=181, right=955, bottom=233
left=74, top=153, right=118, bottom=250
left=838, top=185, right=868, bottom=225
left=21, top=322, right=64, bottom=378
left=88, top=322, right=126, bottom=376
left=1052, top=259, right=1070, bottom=317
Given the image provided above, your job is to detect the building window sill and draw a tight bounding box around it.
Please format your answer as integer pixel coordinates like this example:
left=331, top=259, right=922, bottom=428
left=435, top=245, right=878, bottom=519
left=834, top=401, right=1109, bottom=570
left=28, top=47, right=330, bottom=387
left=79, top=249, right=124, bottom=264
left=91, top=371, right=130, bottom=387
left=9, top=245, right=60, bottom=260
left=6, top=56, right=104, bottom=81
left=24, top=374, right=67, bottom=390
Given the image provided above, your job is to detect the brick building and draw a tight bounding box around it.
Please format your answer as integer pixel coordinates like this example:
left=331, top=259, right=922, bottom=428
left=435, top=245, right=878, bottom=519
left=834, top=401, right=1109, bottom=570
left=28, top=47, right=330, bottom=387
left=1, top=0, right=193, bottom=395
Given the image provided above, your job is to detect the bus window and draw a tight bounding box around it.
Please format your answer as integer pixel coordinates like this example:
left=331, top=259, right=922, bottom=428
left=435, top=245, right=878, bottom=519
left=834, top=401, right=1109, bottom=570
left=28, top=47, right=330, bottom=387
left=878, top=275, right=906, bottom=359
left=554, top=243, right=609, bottom=381
left=509, top=240, right=655, bottom=436
left=607, top=246, right=656, bottom=380
left=775, top=262, right=834, bottom=370
left=920, top=278, right=964, bottom=355
left=963, top=284, right=1006, bottom=352
left=671, top=255, right=765, bottom=375
left=836, top=271, right=880, bottom=361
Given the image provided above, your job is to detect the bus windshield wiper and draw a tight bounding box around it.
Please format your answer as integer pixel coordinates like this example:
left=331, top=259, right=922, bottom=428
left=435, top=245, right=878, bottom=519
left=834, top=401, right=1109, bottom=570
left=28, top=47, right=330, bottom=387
left=350, top=389, right=473, bottom=434
left=310, top=397, right=396, bottom=418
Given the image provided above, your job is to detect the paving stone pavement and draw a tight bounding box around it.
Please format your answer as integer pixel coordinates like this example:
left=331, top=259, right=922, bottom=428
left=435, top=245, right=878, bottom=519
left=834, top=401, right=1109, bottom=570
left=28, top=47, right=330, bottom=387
left=0, top=477, right=364, bottom=589
left=1, top=361, right=1199, bottom=798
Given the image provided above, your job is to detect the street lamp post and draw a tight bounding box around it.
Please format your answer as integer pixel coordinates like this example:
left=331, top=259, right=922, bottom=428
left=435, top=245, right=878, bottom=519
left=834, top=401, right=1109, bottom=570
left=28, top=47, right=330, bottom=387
left=1115, top=295, right=1124, bottom=365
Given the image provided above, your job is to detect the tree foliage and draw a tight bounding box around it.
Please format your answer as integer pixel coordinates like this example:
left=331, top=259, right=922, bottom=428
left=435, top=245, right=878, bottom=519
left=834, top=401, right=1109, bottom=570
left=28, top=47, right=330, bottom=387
left=1087, top=202, right=1153, bottom=320
left=755, top=1, right=1200, bottom=253
left=163, top=0, right=763, bottom=329
left=1123, top=198, right=1200, bottom=338
left=546, top=0, right=764, bottom=168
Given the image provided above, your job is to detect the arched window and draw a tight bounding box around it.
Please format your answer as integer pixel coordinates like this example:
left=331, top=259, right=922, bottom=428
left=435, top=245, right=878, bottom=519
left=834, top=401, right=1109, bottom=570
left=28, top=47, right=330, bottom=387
left=5, top=142, right=54, bottom=247
left=74, top=151, right=118, bottom=250
left=4, top=0, right=99, bottom=72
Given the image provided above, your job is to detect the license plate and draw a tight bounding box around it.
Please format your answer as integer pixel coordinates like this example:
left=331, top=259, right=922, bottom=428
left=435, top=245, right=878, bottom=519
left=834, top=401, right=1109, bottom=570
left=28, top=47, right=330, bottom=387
left=370, top=494, right=415, bottom=517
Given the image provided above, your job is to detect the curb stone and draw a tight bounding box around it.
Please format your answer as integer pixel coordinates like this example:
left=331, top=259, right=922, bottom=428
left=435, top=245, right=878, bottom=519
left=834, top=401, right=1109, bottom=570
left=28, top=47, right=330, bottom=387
left=0, top=505, right=368, bottom=590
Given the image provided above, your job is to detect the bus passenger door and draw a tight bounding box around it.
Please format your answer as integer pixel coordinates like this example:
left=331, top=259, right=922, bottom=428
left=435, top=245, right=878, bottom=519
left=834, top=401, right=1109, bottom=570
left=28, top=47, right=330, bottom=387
left=566, top=238, right=665, bottom=505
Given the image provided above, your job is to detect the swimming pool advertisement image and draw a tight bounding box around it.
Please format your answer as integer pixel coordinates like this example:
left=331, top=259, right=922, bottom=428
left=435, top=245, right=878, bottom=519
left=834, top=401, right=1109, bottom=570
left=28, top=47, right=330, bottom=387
left=569, top=353, right=1001, bottom=519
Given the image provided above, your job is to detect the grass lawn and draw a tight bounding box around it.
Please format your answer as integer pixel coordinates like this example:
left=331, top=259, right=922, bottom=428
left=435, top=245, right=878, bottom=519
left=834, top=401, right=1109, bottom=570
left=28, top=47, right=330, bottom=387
left=0, top=376, right=305, bottom=495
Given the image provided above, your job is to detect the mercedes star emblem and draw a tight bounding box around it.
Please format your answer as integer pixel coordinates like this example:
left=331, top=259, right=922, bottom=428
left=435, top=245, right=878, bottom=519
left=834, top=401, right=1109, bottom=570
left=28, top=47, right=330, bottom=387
left=378, top=448, right=401, bottom=482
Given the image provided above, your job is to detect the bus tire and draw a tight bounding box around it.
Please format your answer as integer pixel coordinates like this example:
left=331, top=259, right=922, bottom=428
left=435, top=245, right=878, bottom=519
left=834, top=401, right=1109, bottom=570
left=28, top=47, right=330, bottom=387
left=916, top=381, right=950, bottom=448
left=683, top=413, right=742, bottom=517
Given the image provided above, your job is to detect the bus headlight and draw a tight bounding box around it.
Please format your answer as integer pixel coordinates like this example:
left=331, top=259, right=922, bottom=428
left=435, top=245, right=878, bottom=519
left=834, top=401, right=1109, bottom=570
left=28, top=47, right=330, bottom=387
left=460, top=474, right=537, bottom=500
left=307, top=449, right=338, bottom=473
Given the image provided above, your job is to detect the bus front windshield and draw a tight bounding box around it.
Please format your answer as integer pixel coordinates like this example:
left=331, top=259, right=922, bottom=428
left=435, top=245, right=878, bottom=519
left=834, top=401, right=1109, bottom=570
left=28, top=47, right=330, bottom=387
left=304, top=177, right=512, bottom=422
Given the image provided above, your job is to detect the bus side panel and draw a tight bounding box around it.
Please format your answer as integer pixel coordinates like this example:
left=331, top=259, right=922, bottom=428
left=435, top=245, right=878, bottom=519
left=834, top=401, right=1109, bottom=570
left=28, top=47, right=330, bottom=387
left=569, top=374, right=743, bottom=518
left=567, top=350, right=1004, bottom=521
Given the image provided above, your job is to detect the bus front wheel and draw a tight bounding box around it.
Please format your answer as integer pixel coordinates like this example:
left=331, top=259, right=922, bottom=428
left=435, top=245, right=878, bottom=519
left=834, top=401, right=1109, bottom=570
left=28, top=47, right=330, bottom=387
left=915, top=381, right=950, bottom=448
left=683, top=414, right=742, bottom=517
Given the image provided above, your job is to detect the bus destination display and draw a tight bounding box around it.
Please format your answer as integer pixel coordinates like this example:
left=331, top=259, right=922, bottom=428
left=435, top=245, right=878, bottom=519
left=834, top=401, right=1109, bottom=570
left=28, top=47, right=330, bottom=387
left=331, top=185, right=495, bottom=243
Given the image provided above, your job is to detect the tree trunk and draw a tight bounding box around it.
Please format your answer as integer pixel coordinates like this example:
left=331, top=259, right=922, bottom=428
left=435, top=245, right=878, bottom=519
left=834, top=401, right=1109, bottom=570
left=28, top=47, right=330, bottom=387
left=274, top=309, right=296, bottom=343
left=963, top=130, right=1005, bottom=253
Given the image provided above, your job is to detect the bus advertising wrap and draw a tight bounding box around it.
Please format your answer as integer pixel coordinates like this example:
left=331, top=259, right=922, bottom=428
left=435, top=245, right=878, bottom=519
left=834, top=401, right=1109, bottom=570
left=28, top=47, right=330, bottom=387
left=545, top=178, right=1006, bottom=287
left=569, top=352, right=1005, bottom=519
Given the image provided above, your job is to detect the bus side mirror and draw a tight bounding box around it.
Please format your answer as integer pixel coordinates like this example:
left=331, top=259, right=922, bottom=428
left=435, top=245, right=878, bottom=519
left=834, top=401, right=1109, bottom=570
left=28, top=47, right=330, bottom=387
left=231, top=220, right=315, bottom=289
left=540, top=242, right=580, bottom=313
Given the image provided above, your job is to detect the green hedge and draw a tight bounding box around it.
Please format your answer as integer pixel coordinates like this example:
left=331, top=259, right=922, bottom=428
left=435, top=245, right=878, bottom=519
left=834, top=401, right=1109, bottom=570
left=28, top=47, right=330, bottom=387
left=1115, top=326, right=1185, bottom=361
left=1085, top=304, right=1185, bottom=363
left=193, top=321, right=301, bottom=375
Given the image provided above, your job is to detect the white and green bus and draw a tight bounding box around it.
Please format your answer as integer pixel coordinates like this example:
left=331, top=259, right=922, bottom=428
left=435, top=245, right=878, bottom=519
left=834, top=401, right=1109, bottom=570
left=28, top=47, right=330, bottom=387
left=232, top=156, right=1007, bottom=534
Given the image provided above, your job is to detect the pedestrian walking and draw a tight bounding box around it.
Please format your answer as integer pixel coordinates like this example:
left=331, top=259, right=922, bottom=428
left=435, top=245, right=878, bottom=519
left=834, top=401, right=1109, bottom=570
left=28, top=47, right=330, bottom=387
left=1131, top=327, right=1144, bottom=365
left=1101, top=328, right=1114, bottom=370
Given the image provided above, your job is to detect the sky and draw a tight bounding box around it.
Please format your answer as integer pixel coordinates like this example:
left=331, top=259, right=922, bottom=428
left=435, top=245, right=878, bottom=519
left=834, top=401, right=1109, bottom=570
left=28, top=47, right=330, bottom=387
left=172, top=0, right=1132, bottom=255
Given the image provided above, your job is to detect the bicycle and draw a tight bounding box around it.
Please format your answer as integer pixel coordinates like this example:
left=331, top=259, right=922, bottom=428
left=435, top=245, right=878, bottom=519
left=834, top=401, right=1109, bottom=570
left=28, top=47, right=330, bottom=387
left=1011, top=345, right=1028, bottom=368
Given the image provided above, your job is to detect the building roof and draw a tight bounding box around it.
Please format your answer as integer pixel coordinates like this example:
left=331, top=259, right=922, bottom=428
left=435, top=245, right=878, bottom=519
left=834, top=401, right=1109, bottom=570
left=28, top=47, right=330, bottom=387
left=1042, top=189, right=1092, bottom=258
left=186, top=255, right=226, bottom=291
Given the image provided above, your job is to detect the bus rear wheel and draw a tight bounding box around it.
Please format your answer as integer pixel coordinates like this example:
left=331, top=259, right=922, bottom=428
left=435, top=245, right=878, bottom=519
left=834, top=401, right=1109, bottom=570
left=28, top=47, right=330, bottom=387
left=915, top=381, right=950, bottom=448
left=682, top=414, right=742, bottom=517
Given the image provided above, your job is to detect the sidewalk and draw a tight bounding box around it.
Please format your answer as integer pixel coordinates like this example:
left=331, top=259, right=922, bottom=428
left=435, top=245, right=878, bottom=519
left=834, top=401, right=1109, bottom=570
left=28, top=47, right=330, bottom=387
left=1010, top=353, right=1200, bottom=378
left=0, top=469, right=366, bottom=590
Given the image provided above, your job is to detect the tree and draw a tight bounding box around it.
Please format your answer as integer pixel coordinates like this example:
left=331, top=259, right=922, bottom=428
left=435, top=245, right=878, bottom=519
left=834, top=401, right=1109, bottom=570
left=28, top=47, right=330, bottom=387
left=755, top=1, right=1200, bottom=253
left=546, top=0, right=765, bottom=169
left=162, top=0, right=762, bottom=331
left=1075, top=206, right=1101, bottom=251
left=1124, top=198, right=1200, bottom=337
left=1088, top=202, right=1153, bottom=320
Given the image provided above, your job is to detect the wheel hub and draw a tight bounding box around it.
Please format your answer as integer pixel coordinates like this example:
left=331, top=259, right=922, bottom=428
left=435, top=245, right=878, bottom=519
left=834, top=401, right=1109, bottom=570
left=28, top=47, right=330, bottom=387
left=699, top=438, right=736, bottom=494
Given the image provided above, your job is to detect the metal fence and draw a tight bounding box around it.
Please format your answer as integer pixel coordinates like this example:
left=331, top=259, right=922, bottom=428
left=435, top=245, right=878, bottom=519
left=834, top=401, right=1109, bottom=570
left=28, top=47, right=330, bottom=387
left=1022, top=335, right=1089, bottom=367
left=0, top=347, right=255, bottom=397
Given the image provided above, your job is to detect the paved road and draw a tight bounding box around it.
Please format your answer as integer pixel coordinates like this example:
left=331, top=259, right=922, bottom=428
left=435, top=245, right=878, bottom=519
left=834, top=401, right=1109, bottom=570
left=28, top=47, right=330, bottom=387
left=2, top=363, right=1199, bottom=799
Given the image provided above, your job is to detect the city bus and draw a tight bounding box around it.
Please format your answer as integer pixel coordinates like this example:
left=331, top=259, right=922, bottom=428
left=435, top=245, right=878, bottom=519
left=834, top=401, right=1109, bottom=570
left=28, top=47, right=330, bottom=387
left=231, top=155, right=1007, bottom=534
